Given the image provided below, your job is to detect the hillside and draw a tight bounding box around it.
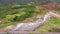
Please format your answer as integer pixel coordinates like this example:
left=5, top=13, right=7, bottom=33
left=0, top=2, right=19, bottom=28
left=0, top=1, right=60, bottom=32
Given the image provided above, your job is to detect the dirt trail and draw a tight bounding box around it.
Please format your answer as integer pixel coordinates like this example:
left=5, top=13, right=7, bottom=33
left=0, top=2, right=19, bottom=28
left=0, top=25, right=14, bottom=32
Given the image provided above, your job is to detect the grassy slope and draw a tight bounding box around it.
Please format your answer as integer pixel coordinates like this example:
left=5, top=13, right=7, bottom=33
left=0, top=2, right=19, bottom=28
left=0, top=3, right=60, bottom=32
left=36, top=11, right=60, bottom=32
left=0, top=3, right=38, bottom=28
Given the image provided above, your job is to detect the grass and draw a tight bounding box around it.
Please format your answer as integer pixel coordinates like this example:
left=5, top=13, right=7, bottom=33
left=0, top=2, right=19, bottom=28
left=0, top=3, right=60, bottom=32
left=36, top=11, right=60, bottom=32
left=0, top=3, right=38, bottom=28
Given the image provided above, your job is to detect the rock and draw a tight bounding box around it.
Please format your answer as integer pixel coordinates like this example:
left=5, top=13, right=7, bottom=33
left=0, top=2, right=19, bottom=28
left=0, top=21, right=2, bottom=24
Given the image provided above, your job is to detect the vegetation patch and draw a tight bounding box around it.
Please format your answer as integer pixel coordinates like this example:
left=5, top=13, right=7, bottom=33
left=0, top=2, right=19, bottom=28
left=0, top=3, right=38, bottom=28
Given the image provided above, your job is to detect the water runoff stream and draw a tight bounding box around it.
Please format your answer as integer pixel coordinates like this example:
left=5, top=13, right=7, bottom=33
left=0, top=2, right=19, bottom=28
left=12, top=13, right=51, bottom=31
